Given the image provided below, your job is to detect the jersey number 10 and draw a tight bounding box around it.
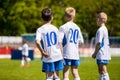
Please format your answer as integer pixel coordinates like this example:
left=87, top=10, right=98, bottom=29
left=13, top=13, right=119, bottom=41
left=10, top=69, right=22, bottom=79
left=45, top=32, right=57, bottom=47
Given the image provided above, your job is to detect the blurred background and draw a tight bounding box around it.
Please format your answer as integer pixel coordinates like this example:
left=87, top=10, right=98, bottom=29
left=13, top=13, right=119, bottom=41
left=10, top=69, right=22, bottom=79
left=0, top=0, right=120, bottom=59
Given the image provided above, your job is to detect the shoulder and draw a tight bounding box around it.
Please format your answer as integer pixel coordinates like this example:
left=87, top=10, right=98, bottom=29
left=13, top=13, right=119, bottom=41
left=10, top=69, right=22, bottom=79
left=36, top=26, right=43, bottom=31
left=71, top=22, right=80, bottom=29
left=36, top=25, right=48, bottom=33
left=72, top=22, right=78, bottom=26
left=25, top=44, right=28, bottom=47
left=60, top=22, right=74, bottom=29
left=23, top=44, right=28, bottom=47
left=97, top=26, right=104, bottom=32
left=52, top=24, right=58, bottom=29
left=59, top=23, right=68, bottom=31
left=60, top=22, right=68, bottom=28
left=103, top=26, right=108, bottom=31
left=50, top=24, right=58, bottom=31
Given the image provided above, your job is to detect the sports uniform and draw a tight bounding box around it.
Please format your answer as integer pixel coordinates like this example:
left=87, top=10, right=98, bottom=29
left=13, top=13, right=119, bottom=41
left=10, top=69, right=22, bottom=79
left=95, top=25, right=111, bottom=64
left=21, top=42, right=30, bottom=67
left=36, top=24, right=63, bottom=72
left=22, top=43, right=29, bottom=57
left=59, top=21, right=84, bottom=66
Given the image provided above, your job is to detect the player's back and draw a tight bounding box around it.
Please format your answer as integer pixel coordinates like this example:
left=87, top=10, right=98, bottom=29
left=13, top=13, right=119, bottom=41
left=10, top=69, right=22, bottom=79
left=59, top=22, right=83, bottom=59
left=36, top=24, right=63, bottom=62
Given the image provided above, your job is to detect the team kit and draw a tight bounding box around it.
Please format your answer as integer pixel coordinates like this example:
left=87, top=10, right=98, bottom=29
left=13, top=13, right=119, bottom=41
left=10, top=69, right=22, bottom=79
left=34, top=7, right=111, bottom=80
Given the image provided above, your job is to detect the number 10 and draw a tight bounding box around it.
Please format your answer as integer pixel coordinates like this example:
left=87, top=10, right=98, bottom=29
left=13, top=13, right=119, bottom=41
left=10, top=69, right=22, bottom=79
left=45, top=32, right=57, bottom=47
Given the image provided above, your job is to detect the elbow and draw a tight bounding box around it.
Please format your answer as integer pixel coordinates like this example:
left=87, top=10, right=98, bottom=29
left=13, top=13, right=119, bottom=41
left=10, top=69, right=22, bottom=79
left=97, top=42, right=100, bottom=46
left=35, top=40, right=39, bottom=45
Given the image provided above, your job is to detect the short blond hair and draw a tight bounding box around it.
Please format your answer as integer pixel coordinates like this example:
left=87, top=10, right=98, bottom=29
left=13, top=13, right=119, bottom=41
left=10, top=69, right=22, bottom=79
left=98, top=12, right=107, bottom=23
left=65, top=7, right=76, bottom=18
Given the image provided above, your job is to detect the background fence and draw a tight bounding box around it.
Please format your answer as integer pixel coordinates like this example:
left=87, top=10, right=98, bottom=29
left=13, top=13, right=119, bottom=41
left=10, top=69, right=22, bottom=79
left=0, top=34, right=120, bottom=57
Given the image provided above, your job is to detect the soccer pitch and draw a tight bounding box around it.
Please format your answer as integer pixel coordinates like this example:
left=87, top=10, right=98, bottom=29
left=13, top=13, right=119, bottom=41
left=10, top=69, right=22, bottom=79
left=0, top=57, right=120, bottom=80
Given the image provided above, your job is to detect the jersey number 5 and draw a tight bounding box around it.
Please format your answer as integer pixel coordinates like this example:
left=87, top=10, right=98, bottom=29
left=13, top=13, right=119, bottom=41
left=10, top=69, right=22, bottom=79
left=45, top=31, right=57, bottom=47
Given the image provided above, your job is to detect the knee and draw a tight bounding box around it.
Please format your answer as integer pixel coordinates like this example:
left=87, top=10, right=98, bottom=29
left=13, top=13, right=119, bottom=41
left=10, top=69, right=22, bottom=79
left=72, top=70, right=79, bottom=78
left=99, top=70, right=107, bottom=74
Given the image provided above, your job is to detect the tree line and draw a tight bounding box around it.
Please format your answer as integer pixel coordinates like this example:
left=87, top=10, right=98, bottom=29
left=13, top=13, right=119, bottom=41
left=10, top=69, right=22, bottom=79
left=0, top=0, right=120, bottom=39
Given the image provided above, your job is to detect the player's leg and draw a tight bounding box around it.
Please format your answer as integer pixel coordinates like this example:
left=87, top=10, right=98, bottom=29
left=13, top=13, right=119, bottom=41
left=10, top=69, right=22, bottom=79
left=46, top=72, right=54, bottom=80
left=20, top=55, right=25, bottom=67
left=71, top=60, right=80, bottom=80
left=26, top=57, right=30, bottom=67
left=42, top=62, right=56, bottom=80
left=97, top=60, right=110, bottom=80
left=53, top=60, right=64, bottom=80
left=63, top=65, right=69, bottom=80
left=63, top=59, right=71, bottom=80
left=71, top=66, right=80, bottom=80
left=53, top=71, right=60, bottom=80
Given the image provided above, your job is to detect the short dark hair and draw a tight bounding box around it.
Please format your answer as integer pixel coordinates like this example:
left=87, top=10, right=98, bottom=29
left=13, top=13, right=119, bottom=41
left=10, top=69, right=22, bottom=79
left=42, top=8, right=53, bottom=22
left=22, top=39, right=27, bottom=44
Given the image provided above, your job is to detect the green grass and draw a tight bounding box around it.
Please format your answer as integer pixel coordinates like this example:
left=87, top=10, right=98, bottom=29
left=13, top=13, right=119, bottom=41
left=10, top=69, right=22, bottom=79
left=0, top=57, right=120, bottom=80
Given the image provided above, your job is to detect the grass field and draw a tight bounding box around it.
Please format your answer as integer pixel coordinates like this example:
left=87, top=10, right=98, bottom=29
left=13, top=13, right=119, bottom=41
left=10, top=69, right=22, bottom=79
left=0, top=57, right=120, bottom=80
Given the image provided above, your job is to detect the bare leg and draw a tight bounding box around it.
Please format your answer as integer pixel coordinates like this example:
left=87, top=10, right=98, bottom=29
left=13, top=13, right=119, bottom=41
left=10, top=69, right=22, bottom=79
left=53, top=71, right=60, bottom=80
left=98, top=63, right=110, bottom=80
left=63, top=65, right=69, bottom=80
left=46, top=72, right=54, bottom=80
left=20, top=57, right=25, bottom=67
left=71, top=66, right=80, bottom=80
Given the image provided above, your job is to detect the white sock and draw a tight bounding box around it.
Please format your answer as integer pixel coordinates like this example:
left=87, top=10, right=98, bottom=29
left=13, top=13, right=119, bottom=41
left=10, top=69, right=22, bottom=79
left=46, top=78, right=53, bottom=80
left=21, top=60, right=24, bottom=66
left=63, top=78, right=69, bottom=80
left=99, top=73, right=110, bottom=80
left=54, top=78, right=60, bottom=80
left=99, top=74, right=104, bottom=80
left=104, top=73, right=110, bottom=80
left=26, top=57, right=31, bottom=63
left=74, top=77, right=80, bottom=80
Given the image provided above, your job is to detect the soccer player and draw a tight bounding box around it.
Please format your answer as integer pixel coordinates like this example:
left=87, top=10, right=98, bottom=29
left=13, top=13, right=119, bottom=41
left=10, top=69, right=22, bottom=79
left=35, top=8, right=63, bottom=80
left=92, top=12, right=111, bottom=80
left=20, top=40, right=30, bottom=67
left=59, top=7, right=84, bottom=80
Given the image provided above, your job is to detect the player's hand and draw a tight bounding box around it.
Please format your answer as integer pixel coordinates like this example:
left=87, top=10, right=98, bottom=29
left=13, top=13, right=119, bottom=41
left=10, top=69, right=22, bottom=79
left=92, top=53, right=96, bottom=59
left=42, top=52, right=50, bottom=58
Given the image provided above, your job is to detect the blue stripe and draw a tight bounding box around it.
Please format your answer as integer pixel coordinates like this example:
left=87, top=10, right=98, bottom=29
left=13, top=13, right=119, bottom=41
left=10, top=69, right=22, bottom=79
left=100, top=38, right=104, bottom=49
left=62, top=35, right=67, bottom=47
left=40, top=39, right=44, bottom=49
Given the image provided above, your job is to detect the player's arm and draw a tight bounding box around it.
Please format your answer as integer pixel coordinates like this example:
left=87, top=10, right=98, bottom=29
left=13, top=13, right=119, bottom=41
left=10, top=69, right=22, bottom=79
left=58, top=42, right=63, bottom=54
left=92, top=42, right=100, bottom=58
left=92, top=29, right=103, bottom=58
left=35, top=40, right=49, bottom=58
left=78, top=28, right=84, bottom=47
left=58, top=27, right=64, bottom=58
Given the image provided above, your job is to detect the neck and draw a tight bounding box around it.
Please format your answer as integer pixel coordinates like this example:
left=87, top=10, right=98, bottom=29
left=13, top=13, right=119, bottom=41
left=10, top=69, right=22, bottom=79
left=43, top=20, right=51, bottom=24
left=67, top=18, right=74, bottom=22
left=100, top=23, right=105, bottom=26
